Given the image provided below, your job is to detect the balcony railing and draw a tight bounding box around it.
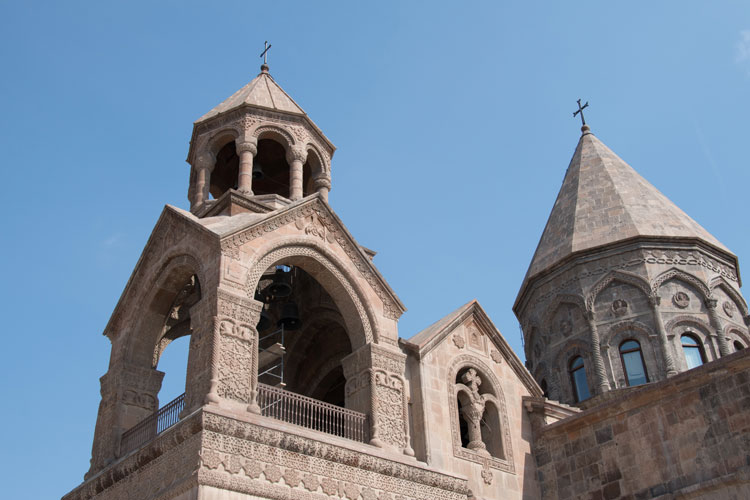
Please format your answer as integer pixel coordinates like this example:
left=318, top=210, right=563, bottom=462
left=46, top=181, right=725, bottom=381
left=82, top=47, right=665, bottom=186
left=120, top=393, right=185, bottom=456
left=258, top=383, right=369, bottom=443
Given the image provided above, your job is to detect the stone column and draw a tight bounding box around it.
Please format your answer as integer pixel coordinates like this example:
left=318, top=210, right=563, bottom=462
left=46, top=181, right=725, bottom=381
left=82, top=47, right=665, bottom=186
left=186, top=288, right=262, bottom=414
left=342, top=344, right=414, bottom=455
left=649, top=296, right=678, bottom=377
left=236, top=139, right=258, bottom=195
left=706, top=298, right=730, bottom=356
left=462, top=404, right=487, bottom=453
left=193, top=152, right=213, bottom=207
left=585, top=311, right=610, bottom=394
left=313, top=176, right=331, bottom=203
left=287, top=146, right=307, bottom=201
left=87, top=363, right=164, bottom=477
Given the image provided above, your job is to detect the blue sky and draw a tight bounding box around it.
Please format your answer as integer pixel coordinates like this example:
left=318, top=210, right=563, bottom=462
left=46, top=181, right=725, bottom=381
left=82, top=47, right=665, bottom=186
left=1, top=2, right=749, bottom=498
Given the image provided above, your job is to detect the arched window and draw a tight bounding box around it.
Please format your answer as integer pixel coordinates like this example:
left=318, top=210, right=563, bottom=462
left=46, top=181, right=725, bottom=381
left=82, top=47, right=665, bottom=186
left=619, top=340, right=648, bottom=387
left=454, top=367, right=505, bottom=459
left=734, top=340, right=745, bottom=352
left=681, top=334, right=706, bottom=369
left=569, top=356, right=590, bottom=402
left=540, top=379, right=549, bottom=398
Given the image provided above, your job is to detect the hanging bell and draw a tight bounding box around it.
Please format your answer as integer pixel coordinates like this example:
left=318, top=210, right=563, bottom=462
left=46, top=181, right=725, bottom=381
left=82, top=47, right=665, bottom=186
left=278, top=301, right=302, bottom=330
left=256, top=309, right=272, bottom=332
left=252, top=161, right=264, bottom=180
left=268, top=268, right=292, bottom=298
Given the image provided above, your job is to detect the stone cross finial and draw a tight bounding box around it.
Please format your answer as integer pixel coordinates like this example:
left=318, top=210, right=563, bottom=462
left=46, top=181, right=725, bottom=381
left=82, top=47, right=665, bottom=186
left=260, top=41, right=272, bottom=66
left=573, top=99, right=589, bottom=126
left=461, top=368, right=482, bottom=394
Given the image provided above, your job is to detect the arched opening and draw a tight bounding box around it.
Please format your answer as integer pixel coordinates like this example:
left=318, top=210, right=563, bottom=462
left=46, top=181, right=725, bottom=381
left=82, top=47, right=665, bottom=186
left=619, top=339, right=648, bottom=386
left=303, top=148, right=323, bottom=197
left=210, top=141, right=239, bottom=199
left=251, top=138, right=291, bottom=198
left=454, top=367, right=504, bottom=459
left=155, top=335, right=190, bottom=404
left=569, top=356, right=590, bottom=402
left=734, top=340, right=745, bottom=352
left=681, top=334, right=706, bottom=369
left=540, top=379, right=549, bottom=398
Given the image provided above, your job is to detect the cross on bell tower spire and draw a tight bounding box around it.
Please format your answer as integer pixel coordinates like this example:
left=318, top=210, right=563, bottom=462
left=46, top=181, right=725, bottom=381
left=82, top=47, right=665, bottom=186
left=260, top=41, right=272, bottom=72
left=573, top=99, right=590, bottom=134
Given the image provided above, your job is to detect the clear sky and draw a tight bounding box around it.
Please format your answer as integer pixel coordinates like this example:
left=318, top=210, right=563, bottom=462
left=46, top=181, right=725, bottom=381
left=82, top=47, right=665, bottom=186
left=1, top=2, right=748, bottom=498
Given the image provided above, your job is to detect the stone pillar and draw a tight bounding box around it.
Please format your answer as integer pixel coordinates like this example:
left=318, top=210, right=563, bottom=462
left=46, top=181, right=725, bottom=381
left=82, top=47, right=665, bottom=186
left=342, top=344, right=414, bottom=455
left=236, top=139, right=258, bottom=195
left=193, top=152, right=213, bottom=207
left=462, top=405, right=487, bottom=453
left=649, top=296, right=678, bottom=377
left=186, top=289, right=262, bottom=414
left=287, top=146, right=307, bottom=201
left=87, top=363, right=164, bottom=477
left=706, top=298, right=730, bottom=356
left=585, top=311, right=610, bottom=394
left=314, top=176, right=331, bottom=203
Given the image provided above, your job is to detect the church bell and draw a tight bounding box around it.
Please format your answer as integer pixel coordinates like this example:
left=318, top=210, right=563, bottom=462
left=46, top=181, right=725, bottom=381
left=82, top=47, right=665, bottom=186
left=256, top=309, right=272, bottom=332
left=252, top=161, right=264, bottom=180
left=278, top=301, right=301, bottom=330
left=268, top=268, right=292, bottom=298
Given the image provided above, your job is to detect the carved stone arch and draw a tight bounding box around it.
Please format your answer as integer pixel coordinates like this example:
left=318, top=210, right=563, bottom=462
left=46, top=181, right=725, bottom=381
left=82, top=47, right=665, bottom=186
left=127, top=252, right=207, bottom=369
left=543, top=293, right=587, bottom=331
left=652, top=268, right=711, bottom=300
left=207, top=127, right=241, bottom=158
left=586, top=270, right=652, bottom=311
left=305, top=143, right=327, bottom=177
left=446, top=354, right=514, bottom=473
left=243, top=238, right=377, bottom=349
left=709, top=276, right=749, bottom=316
left=253, top=125, right=295, bottom=151
left=664, top=315, right=713, bottom=337
left=606, top=320, right=660, bottom=382
left=725, top=326, right=750, bottom=350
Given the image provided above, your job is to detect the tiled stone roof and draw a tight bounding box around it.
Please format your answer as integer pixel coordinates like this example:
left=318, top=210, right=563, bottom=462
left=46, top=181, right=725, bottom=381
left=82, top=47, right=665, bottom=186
left=524, top=128, right=731, bottom=282
left=196, top=68, right=305, bottom=123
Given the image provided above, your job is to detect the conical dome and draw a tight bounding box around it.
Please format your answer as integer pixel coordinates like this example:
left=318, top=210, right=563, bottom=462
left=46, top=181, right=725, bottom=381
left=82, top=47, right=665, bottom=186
left=523, top=128, right=732, bottom=284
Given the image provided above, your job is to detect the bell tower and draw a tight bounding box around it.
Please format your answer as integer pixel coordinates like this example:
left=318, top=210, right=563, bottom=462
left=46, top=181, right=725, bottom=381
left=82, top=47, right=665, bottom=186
left=61, top=59, right=474, bottom=500
left=187, top=61, right=334, bottom=216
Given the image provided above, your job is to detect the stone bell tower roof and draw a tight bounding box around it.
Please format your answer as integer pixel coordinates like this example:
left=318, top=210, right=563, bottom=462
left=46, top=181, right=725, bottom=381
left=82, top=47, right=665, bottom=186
left=196, top=65, right=306, bottom=123
left=522, top=126, right=734, bottom=285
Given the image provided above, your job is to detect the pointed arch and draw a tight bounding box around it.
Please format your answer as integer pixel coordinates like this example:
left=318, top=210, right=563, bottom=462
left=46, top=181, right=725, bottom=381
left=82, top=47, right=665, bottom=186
left=543, top=293, right=588, bottom=330
left=709, top=276, right=749, bottom=316
left=652, top=268, right=711, bottom=300
left=586, top=270, right=652, bottom=311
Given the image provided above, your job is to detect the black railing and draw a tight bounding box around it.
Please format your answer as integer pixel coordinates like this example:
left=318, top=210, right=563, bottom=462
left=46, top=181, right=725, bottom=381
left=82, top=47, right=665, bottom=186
left=258, top=383, right=369, bottom=443
left=120, top=393, right=185, bottom=456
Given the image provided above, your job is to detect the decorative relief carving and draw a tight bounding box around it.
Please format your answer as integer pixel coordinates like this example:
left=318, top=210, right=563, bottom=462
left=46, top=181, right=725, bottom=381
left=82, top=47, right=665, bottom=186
left=673, top=291, right=690, bottom=308
left=467, top=326, right=483, bottom=352
left=373, top=370, right=407, bottom=448
left=121, top=390, right=157, bottom=411
left=560, top=319, right=572, bottom=337
left=223, top=201, right=403, bottom=320
left=490, top=349, right=503, bottom=364
left=218, top=289, right=263, bottom=324
left=481, top=462, right=493, bottom=485
left=264, top=464, right=283, bottom=483
left=452, top=334, right=465, bottom=349
left=612, top=299, right=628, bottom=317
left=295, top=214, right=335, bottom=243
left=216, top=321, right=255, bottom=403
left=723, top=301, right=735, bottom=318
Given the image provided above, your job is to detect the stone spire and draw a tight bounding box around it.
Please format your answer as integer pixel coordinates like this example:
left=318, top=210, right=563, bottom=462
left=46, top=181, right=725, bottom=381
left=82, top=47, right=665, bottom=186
left=522, top=127, right=733, bottom=284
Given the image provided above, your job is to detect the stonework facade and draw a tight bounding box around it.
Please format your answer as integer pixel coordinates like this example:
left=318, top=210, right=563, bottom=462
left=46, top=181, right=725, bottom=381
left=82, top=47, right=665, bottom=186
left=62, top=69, right=749, bottom=500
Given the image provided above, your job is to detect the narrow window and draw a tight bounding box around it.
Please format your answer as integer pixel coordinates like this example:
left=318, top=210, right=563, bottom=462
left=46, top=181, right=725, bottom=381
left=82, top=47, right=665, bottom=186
left=681, top=334, right=705, bottom=369
left=734, top=340, right=745, bottom=352
left=540, top=379, right=549, bottom=398
left=569, top=356, right=590, bottom=402
left=619, top=340, right=649, bottom=386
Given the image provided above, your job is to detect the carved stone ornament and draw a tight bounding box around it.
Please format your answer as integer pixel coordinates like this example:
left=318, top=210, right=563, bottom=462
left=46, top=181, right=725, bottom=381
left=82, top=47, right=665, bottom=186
left=295, top=214, right=335, bottom=243
left=723, top=301, right=735, bottom=318
left=481, top=462, right=493, bottom=485
left=612, top=299, right=628, bottom=317
left=673, top=291, right=690, bottom=309
left=453, top=334, right=466, bottom=349
left=560, top=319, right=573, bottom=337
left=490, top=349, right=503, bottom=364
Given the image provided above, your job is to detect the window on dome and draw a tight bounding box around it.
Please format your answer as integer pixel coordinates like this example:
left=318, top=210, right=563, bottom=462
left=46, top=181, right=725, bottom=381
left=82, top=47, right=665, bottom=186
left=569, top=356, right=590, bottom=402
left=681, top=334, right=705, bottom=369
left=619, top=340, right=648, bottom=387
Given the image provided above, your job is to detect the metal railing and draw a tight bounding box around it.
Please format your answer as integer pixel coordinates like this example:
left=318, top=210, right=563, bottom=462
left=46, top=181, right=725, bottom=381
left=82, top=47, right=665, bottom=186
left=258, top=383, right=369, bottom=443
left=120, top=393, right=185, bottom=456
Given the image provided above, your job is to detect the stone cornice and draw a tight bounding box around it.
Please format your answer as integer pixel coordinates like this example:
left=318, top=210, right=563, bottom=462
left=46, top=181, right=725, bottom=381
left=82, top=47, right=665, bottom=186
left=514, top=237, right=742, bottom=320
left=220, top=194, right=406, bottom=320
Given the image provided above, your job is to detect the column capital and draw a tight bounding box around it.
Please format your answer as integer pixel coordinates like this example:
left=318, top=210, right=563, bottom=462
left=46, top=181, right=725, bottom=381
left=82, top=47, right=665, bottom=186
left=286, top=146, right=307, bottom=164
left=195, top=151, right=215, bottom=170
left=705, top=298, right=718, bottom=309
left=648, top=295, right=662, bottom=307
left=236, top=139, right=258, bottom=155
left=313, top=176, right=331, bottom=190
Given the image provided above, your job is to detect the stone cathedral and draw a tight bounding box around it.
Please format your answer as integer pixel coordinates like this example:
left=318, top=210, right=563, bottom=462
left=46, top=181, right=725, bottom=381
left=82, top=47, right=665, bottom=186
left=63, top=63, right=750, bottom=500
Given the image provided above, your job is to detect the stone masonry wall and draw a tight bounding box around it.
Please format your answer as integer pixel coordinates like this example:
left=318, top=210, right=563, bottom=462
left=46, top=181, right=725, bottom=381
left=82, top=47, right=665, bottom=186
left=530, top=350, right=750, bottom=499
